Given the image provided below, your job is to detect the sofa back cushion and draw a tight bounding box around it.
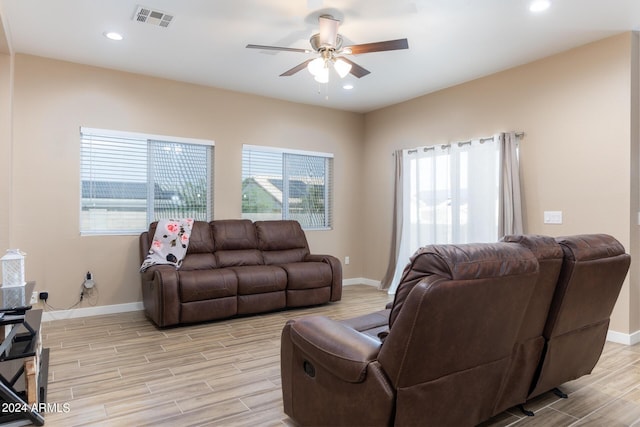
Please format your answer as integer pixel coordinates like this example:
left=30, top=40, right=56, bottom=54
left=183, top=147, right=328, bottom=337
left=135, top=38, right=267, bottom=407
left=255, top=220, right=310, bottom=264
left=546, top=234, right=630, bottom=338
left=212, top=219, right=264, bottom=267
left=147, top=220, right=217, bottom=270
left=528, top=234, right=630, bottom=398
left=501, top=234, right=563, bottom=339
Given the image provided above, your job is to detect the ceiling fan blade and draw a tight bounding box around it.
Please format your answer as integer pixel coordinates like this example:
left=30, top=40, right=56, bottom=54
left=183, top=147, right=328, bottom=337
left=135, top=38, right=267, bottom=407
left=318, top=15, right=340, bottom=48
left=280, top=59, right=315, bottom=76
left=338, top=57, right=371, bottom=78
left=345, top=38, right=409, bottom=55
left=246, top=44, right=310, bottom=53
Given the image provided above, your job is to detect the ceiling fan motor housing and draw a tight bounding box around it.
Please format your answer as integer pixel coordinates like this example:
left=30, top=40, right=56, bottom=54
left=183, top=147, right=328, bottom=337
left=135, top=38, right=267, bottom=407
left=310, top=33, right=343, bottom=52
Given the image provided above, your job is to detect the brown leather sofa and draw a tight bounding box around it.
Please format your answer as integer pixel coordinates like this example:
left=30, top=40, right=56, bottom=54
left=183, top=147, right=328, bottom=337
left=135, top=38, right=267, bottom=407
left=280, top=234, right=630, bottom=426
left=139, top=219, right=342, bottom=327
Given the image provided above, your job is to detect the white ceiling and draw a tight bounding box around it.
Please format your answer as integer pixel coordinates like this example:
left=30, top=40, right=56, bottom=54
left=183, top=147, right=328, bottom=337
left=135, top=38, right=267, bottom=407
left=1, top=0, right=640, bottom=113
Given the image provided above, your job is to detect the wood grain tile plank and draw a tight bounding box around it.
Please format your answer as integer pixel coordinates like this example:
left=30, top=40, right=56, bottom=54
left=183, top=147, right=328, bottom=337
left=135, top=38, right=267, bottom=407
left=177, top=379, right=275, bottom=412
left=105, top=381, right=212, bottom=417
left=139, top=398, right=250, bottom=427
left=117, top=353, right=207, bottom=377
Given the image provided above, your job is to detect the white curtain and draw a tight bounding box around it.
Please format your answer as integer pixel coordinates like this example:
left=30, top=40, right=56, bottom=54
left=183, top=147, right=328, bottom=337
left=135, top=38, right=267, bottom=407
left=388, top=136, right=506, bottom=293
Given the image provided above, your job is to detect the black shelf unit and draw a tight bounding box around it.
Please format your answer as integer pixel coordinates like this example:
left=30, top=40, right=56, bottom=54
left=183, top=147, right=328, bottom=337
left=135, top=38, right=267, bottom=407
left=0, top=308, right=49, bottom=426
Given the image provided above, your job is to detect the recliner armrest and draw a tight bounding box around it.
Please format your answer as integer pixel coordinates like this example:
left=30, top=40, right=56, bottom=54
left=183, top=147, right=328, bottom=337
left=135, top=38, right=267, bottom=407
left=287, top=316, right=382, bottom=383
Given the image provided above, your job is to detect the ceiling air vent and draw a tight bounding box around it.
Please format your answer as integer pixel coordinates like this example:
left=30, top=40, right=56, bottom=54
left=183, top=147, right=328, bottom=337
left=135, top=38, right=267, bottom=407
left=133, top=6, right=174, bottom=28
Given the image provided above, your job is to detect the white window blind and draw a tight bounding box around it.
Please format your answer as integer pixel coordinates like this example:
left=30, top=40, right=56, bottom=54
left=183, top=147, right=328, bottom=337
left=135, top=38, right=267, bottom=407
left=80, top=127, right=214, bottom=235
left=241, top=145, right=333, bottom=230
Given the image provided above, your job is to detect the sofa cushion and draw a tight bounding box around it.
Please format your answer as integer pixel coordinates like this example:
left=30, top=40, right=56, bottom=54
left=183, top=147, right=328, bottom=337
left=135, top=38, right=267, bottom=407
left=256, top=220, right=310, bottom=264
left=186, top=221, right=216, bottom=254
left=147, top=221, right=217, bottom=270
left=179, top=269, right=237, bottom=303
left=231, top=265, right=287, bottom=295
left=216, top=249, right=263, bottom=267
left=262, top=248, right=310, bottom=265
left=238, top=291, right=286, bottom=315
left=147, top=220, right=214, bottom=254
left=212, top=219, right=259, bottom=250
left=280, top=262, right=332, bottom=290
left=181, top=297, right=237, bottom=323
left=181, top=253, right=217, bottom=270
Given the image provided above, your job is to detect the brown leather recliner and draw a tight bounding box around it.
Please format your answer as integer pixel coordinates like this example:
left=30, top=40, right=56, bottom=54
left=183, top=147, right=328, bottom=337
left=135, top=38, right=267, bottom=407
left=281, top=242, right=539, bottom=426
left=527, top=234, right=631, bottom=399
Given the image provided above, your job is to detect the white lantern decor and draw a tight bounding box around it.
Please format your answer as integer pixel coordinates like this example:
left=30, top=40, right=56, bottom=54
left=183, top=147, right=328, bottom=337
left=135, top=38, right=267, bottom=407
left=1, top=249, right=26, bottom=287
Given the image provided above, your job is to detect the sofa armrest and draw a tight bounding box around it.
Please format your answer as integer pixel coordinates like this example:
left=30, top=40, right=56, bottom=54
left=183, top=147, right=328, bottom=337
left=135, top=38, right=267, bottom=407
left=305, top=254, right=342, bottom=301
left=139, top=231, right=151, bottom=265
left=140, top=265, right=180, bottom=327
left=287, top=316, right=381, bottom=383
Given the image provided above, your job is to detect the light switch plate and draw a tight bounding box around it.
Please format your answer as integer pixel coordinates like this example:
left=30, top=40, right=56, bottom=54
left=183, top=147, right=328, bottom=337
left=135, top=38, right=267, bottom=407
left=543, top=211, right=563, bottom=224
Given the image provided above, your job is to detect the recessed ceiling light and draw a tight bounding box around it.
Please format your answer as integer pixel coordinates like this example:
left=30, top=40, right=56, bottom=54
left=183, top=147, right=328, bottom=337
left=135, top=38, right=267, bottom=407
left=104, top=31, right=124, bottom=41
left=529, top=0, right=550, bottom=12
left=343, top=84, right=354, bottom=90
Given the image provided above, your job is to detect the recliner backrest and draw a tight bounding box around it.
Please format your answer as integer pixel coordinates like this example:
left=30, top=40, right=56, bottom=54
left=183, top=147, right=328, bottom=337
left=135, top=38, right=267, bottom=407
left=255, top=220, right=310, bottom=264
left=142, top=220, right=217, bottom=270
left=378, top=242, right=539, bottom=426
left=181, top=220, right=217, bottom=270
left=528, top=234, right=630, bottom=398
left=493, top=234, right=564, bottom=414
left=210, top=219, right=264, bottom=267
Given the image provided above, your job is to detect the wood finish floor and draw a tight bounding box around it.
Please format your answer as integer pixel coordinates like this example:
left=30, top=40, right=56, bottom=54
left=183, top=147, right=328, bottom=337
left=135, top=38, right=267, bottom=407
left=36, top=285, right=640, bottom=426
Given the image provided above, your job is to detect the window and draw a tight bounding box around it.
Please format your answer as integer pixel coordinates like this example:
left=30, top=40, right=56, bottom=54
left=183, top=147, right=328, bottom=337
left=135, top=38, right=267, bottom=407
left=389, top=138, right=501, bottom=291
left=403, top=140, right=500, bottom=247
left=80, top=127, right=214, bottom=235
left=241, top=145, right=333, bottom=229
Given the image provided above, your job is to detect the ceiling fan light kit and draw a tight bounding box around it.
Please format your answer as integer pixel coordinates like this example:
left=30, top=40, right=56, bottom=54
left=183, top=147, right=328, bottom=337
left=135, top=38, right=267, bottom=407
left=307, top=52, right=352, bottom=82
left=246, top=14, right=408, bottom=84
left=333, top=58, right=351, bottom=78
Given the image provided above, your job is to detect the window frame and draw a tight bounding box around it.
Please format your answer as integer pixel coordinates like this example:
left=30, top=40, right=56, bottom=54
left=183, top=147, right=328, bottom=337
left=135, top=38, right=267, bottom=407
left=241, top=144, right=334, bottom=230
left=80, top=127, right=214, bottom=236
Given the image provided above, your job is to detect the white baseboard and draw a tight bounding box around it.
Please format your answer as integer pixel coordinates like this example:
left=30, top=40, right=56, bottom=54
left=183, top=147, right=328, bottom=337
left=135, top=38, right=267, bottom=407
left=607, top=329, right=640, bottom=345
left=343, top=278, right=381, bottom=288
left=42, top=301, right=144, bottom=322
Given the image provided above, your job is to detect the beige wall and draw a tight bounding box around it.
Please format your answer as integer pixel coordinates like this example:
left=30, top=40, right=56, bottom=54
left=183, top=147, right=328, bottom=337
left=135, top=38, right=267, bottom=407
left=0, top=52, right=10, bottom=253
left=363, top=33, right=638, bottom=334
left=8, top=54, right=364, bottom=308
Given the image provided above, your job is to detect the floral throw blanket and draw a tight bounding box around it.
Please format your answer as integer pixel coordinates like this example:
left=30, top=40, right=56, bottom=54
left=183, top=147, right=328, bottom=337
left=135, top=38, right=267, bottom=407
left=140, top=218, right=194, bottom=272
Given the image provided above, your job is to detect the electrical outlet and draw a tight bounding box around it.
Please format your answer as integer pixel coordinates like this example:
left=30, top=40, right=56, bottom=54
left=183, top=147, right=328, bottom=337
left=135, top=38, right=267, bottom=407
left=30, top=291, right=38, bottom=304
left=344, top=256, right=350, bottom=265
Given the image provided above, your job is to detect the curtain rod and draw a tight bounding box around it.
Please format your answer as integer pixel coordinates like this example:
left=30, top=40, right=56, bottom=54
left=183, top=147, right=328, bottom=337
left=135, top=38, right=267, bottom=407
left=399, top=132, right=525, bottom=155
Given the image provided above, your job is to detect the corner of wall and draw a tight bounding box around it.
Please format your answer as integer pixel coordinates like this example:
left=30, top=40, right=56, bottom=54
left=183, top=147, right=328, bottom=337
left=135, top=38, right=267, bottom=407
left=629, top=31, right=640, bottom=334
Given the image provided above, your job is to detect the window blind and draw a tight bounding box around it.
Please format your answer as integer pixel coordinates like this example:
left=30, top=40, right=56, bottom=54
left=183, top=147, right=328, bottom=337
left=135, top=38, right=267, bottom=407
left=80, top=128, right=214, bottom=235
left=241, top=145, right=333, bottom=229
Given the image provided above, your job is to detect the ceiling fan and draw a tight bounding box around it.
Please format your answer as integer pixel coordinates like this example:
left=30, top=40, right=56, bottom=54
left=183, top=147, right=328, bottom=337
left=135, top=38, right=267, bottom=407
left=246, top=15, right=409, bottom=82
